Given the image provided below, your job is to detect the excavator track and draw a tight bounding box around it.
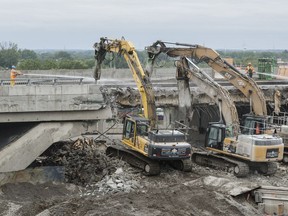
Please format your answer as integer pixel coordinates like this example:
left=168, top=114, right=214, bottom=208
left=106, top=145, right=160, bottom=176
left=168, top=158, right=192, bottom=172
left=251, top=162, right=278, bottom=176
left=182, top=158, right=193, bottom=172
left=283, top=154, right=288, bottom=163
left=192, top=152, right=250, bottom=177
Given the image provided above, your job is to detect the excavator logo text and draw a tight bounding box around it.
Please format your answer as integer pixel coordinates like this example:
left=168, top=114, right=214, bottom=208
left=237, top=80, right=246, bottom=87
left=219, top=71, right=235, bottom=80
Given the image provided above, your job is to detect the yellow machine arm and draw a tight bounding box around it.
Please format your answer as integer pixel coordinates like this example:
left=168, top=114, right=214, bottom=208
left=178, top=56, right=240, bottom=135
left=146, top=41, right=267, bottom=116
left=93, top=38, right=156, bottom=127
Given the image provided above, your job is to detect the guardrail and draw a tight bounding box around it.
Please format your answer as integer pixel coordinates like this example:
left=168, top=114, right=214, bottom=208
left=0, top=78, right=93, bottom=86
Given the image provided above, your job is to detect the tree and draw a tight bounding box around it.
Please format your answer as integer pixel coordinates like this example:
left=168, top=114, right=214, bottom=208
left=84, top=59, right=96, bottom=68
left=38, top=52, right=54, bottom=60
left=0, top=42, right=20, bottom=68
left=41, top=60, right=58, bottom=70
left=20, top=49, right=37, bottom=60
left=18, top=59, right=41, bottom=70
left=58, top=60, right=73, bottom=69
left=54, top=51, right=72, bottom=60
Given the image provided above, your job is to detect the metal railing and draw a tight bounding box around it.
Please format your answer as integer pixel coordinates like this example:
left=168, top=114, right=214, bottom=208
left=0, top=78, right=94, bottom=86
left=271, top=111, right=288, bottom=126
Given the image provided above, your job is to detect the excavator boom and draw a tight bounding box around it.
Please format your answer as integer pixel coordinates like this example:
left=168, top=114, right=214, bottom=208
left=145, top=40, right=282, bottom=177
left=146, top=41, right=267, bottom=116
left=183, top=57, right=240, bottom=134
left=93, top=38, right=192, bottom=175
left=94, top=38, right=157, bottom=128
left=146, top=42, right=240, bottom=135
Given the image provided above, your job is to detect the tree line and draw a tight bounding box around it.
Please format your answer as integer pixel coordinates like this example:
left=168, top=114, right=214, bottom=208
left=0, top=42, right=96, bottom=70
left=0, top=42, right=288, bottom=70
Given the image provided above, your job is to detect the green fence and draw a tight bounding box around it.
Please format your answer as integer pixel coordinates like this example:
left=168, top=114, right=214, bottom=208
left=257, top=58, right=275, bottom=80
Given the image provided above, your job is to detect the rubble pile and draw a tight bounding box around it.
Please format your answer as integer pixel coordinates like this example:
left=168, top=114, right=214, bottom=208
left=81, top=166, right=142, bottom=196
left=36, top=138, right=121, bottom=186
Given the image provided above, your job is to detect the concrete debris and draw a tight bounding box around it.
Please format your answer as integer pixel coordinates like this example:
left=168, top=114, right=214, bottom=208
left=101, top=87, right=140, bottom=107
left=35, top=138, right=121, bottom=186
left=183, top=175, right=260, bottom=196
left=81, top=165, right=142, bottom=196
left=33, top=137, right=146, bottom=197
left=25, top=136, right=288, bottom=215
left=115, top=167, right=123, bottom=174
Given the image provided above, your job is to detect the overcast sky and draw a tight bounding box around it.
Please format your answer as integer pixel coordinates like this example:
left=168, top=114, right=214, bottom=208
left=1, top=0, right=287, bottom=50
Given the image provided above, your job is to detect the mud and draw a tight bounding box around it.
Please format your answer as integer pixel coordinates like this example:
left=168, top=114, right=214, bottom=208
left=2, top=138, right=288, bottom=215
left=0, top=169, right=259, bottom=216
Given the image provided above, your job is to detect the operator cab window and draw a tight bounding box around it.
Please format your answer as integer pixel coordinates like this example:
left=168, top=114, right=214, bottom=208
left=242, top=119, right=254, bottom=135
left=242, top=119, right=265, bottom=135
left=137, top=124, right=148, bottom=136
left=124, top=120, right=135, bottom=138
left=207, top=126, right=223, bottom=149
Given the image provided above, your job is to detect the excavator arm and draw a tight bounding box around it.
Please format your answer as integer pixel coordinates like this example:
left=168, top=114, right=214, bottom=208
left=146, top=42, right=240, bottom=135
left=94, top=38, right=156, bottom=127
left=179, top=56, right=240, bottom=135
left=146, top=41, right=267, bottom=116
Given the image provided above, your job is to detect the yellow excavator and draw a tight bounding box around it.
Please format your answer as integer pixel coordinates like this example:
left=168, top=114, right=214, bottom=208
left=146, top=41, right=284, bottom=177
left=93, top=38, right=192, bottom=175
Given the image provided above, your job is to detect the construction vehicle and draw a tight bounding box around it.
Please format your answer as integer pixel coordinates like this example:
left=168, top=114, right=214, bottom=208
left=93, top=37, right=192, bottom=175
left=146, top=41, right=284, bottom=177
left=146, top=41, right=267, bottom=116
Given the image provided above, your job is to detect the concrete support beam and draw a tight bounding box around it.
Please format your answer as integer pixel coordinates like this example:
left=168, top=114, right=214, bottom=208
left=0, top=84, right=105, bottom=113
left=0, top=107, right=112, bottom=123
left=0, top=121, right=98, bottom=172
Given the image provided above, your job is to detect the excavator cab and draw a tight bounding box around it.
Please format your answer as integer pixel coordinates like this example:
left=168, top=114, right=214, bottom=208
left=122, top=115, right=149, bottom=143
left=241, top=114, right=275, bottom=135
left=205, top=123, right=226, bottom=150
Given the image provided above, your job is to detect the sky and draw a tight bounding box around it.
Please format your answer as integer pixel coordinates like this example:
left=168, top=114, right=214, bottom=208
left=1, top=0, right=288, bottom=50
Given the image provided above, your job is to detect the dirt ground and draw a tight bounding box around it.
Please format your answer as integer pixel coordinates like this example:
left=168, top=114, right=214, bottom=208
left=0, top=139, right=287, bottom=216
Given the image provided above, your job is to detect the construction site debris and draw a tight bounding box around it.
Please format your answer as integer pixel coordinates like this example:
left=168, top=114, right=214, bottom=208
left=34, top=138, right=120, bottom=186
left=0, top=166, right=64, bottom=186
left=2, top=137, right=288, bottom=215
left=81, top=165, right=143, bottom=196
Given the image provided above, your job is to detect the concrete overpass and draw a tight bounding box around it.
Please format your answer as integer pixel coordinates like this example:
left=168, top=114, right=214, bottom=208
left=0, top=82, right=111, bottom=123
left=0, top=81, right=113, bottom=172
left=1, top=68, right=288, bottom=173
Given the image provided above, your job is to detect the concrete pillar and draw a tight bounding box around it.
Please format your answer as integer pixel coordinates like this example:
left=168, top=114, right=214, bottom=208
left=177, top=79, right=193, bottom=125
left=98, top=119, right=104, bottom=134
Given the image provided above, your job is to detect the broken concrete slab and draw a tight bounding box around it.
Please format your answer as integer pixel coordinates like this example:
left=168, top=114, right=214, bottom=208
left=183, top=175, right=260, bottom=196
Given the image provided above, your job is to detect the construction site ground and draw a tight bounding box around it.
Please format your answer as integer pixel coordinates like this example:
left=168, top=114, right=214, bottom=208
left=0, top=134, right=288, bottom=216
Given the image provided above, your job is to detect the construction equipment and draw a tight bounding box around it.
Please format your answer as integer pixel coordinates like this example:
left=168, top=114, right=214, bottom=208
left=146, top=41, right=284, bottom=177
left=93, top=37, right=192, bottom=175
left=146, top=41, right=267, bottom=116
